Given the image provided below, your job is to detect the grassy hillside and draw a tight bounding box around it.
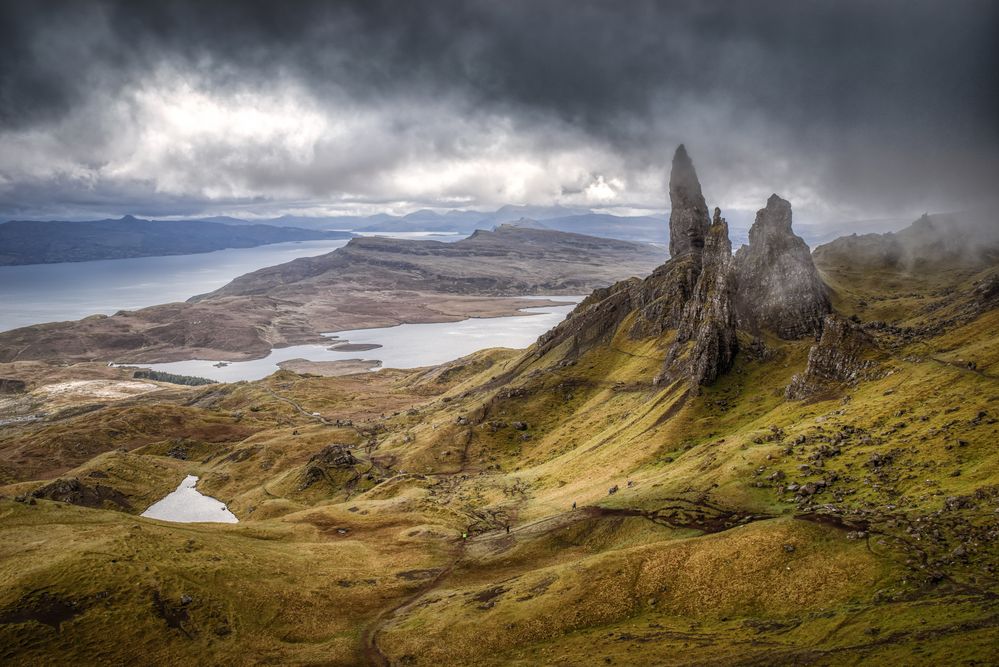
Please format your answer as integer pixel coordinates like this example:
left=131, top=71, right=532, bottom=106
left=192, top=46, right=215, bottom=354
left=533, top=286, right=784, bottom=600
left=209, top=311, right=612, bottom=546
left=0, top=229, right=997, bottom=664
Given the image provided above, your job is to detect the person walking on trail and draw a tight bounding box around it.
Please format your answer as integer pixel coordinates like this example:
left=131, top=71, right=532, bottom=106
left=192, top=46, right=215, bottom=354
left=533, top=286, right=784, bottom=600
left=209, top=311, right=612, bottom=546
left=462, top=531, right=468, bottom=540
left=572, top=501, right=576, bottom=510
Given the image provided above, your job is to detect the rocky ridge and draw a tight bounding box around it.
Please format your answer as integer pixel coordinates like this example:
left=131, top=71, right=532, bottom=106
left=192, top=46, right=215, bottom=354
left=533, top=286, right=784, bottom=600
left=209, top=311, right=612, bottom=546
left=537, top=145, right=833, bottom=392
left=813, top=210, right=999, bottom=271
left=785, top=314, right=885, bottom=400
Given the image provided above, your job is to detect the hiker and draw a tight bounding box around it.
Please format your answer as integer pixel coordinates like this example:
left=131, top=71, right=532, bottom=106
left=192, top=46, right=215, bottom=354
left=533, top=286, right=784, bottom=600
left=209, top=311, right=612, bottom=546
left=572, top=501, right=576, bottom=510
left=462, top=531, right=468, bottom=540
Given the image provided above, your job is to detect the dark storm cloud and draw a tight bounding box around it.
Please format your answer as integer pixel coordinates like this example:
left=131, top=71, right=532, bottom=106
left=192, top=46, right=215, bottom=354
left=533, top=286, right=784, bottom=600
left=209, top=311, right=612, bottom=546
left=0, top=0, right=997, bottom=222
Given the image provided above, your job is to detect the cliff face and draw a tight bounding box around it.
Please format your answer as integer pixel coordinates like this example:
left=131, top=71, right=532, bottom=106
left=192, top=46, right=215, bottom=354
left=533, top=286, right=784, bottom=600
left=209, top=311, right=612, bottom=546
left=733, top=194, right=831, bottom=339
left=534, top=278, right=639, bottom=359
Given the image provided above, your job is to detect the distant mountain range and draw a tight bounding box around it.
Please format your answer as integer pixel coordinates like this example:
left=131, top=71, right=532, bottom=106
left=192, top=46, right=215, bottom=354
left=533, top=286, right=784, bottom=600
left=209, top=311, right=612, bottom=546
left=1, top=206, right=921, bottom=266
left=0, top=216, right=353, bottom=266
left=183, top=205, right=674, bottom=245
left=194, top=207, right=929, bottom=250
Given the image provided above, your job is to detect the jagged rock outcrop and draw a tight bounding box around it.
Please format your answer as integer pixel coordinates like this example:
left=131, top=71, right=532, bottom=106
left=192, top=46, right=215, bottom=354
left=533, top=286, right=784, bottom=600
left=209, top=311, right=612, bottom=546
left=30, top=477, right=133, bottom=511
left=629, top=145, right=714, bottom=336
left=668, top=145, right=711, bottom=258
left=536, top=145, right=712, bottom=355
left=299, top=444, right=358, bottom=490
left=786, top=314, right=884, bottom=400
left=658, top=208, right=738, bottom=390
left=734, top=194, right=830, bottom=339
left=534, top=148, right=834, bottom=393
left=628, top=256, right=701, bottom=338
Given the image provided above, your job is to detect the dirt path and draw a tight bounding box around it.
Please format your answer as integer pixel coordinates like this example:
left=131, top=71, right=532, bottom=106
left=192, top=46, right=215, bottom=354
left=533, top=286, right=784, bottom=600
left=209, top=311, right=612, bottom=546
left=262, top=387, right=334, bottom=425
left=360, top=497, right=776, bottom=663
left=929, top=356, right=998, bottom=381
left=361, top=542, right=466, bottom=666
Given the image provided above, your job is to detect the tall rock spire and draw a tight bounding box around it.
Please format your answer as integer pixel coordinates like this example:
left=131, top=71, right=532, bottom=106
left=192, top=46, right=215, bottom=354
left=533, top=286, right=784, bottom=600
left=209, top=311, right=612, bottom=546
left=733, top=194, right=831, bottom=339
left=658, top=207, right=738, bottom=391
left=668, top=144, right=711, bottom=258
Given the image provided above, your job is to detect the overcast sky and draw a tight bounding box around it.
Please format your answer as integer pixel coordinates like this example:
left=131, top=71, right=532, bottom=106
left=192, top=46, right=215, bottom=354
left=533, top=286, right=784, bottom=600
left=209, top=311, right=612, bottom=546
left=1, top=0, right=996, bottom=231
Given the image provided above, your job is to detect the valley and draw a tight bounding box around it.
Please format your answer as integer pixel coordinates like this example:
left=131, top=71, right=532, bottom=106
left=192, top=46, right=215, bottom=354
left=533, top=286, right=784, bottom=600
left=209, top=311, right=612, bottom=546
left=3, top=0, right=996, bottom=663
left=0, top=147, right=996, bottom=665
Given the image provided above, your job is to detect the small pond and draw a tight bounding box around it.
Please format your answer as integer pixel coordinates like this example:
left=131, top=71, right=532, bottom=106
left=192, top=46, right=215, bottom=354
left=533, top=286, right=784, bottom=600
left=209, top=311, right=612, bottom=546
left=141, top=475, right=238, bottom=523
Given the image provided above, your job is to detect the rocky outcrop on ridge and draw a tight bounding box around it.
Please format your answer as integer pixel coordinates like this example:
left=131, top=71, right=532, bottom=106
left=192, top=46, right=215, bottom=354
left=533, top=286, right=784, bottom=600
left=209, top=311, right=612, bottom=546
left=534, top=278, right=639, bottom=359
left=629, top=146, right=713, bottom=337
left=786, top=314, right=884, bottom=400
left=533, top=146, right=835, bottom=393
left=535, top=145, right=714, bottom=358
left=733, top=194, right=831, bottom=339
left=628, top=255, right=702, bottom=339
left=0, top=378, right=27, bottom=394
left=813, top=211, right=999, bottom=272
left=299, top=445, right=359, bottom=490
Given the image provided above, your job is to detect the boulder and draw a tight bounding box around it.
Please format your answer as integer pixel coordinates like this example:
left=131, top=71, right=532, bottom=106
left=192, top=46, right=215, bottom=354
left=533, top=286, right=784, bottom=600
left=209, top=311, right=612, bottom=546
left=0, top=377, right=26, bottom=394
left=299, top=445, right=358, bottom=490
